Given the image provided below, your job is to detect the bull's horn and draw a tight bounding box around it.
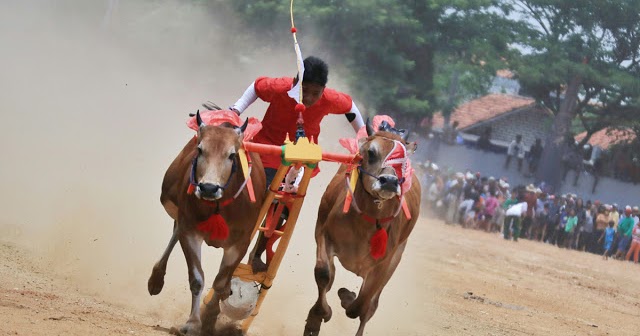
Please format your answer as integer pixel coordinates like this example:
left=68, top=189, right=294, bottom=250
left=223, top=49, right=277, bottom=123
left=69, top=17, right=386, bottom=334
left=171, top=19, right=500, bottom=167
left=236, top=118, right=249, bottom=135
left=240, top=118, right=249, bottom=133
left=366, top=117, right=375, bottom=136
left=401, top=128, right=410, bottom=141
left=196, top=110, right=205, bottom=128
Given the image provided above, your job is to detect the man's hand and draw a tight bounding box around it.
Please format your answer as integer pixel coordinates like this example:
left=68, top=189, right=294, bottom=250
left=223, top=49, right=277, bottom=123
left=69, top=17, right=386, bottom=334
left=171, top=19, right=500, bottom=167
left=229, top=107, right=241, bottom=116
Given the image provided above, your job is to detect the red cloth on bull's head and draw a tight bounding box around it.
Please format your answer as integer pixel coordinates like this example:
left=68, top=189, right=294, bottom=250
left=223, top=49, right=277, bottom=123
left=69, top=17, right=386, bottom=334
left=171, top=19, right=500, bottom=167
left=187, top=109, right=262, bottom=141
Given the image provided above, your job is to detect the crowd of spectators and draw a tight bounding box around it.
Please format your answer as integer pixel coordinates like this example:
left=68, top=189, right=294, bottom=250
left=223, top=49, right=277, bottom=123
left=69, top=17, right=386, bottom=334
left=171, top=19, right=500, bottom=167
left=419, top=163, right=640, bottom=263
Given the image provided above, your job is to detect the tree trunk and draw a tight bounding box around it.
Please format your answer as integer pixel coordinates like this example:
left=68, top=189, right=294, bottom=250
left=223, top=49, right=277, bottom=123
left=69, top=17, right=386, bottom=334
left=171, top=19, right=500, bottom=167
left=535, top=75, right=582, bottom=192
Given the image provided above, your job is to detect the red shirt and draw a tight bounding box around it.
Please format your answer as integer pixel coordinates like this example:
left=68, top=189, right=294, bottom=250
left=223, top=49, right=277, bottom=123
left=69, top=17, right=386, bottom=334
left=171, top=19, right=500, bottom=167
left=253, top=76, right=353, bottom=169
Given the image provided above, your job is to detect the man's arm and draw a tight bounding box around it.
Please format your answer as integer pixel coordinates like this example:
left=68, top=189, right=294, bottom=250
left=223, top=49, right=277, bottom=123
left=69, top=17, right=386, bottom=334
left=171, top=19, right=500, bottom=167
left=344, top=102, right=365, bottom=133
left=229, top=81, right=259, bottom=115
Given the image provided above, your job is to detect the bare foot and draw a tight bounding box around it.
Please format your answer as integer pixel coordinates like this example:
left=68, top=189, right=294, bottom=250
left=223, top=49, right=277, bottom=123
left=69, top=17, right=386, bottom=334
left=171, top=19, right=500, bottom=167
left=251, top=256, right=268, bottom=274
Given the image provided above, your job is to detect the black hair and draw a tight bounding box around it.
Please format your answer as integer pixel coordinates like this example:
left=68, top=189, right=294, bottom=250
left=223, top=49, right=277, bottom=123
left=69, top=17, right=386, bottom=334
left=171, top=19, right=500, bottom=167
left=302, top=56, right=328, bottom=86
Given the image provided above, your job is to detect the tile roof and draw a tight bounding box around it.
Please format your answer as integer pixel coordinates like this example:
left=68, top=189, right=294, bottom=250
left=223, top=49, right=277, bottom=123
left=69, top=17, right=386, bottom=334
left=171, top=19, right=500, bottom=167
left=433, top=94, right=536, bottom=130
left=575, top=128, right=637, bottom=149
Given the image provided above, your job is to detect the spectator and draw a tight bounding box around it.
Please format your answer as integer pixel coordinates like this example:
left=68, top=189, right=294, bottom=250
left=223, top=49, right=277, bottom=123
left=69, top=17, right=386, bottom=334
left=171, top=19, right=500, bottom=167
left=527, top=138, right=544, bottom=176
left=481, top=191, right=499, bottom=232
left=505, top=134, right=526, bottom=172
left=579, top=202, right=595, bottom=253
left=625, top=219, right=640, bottom=263
left=614, top=207, right=635, bottom=260
left=557, top=207, right=569, bottom=247
left=477, top=127, right=492, bottom=151
left=504, top=198, right=527, bottom=241
left=535, top=203, right=551, bottom=242
left=599, top=221, right=616, bottom=260
left=544, top=195, right=561, bottom=244
left=611, top=204, right=620, bottom=230
left=594, top=206, right=610, bottom=254
left=564, top=209, right=578, bottom=249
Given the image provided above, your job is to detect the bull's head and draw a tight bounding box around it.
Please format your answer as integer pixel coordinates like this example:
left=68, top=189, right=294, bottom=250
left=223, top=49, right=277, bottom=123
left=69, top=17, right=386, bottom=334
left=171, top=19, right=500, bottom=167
left=359, top=118, right=416, bottom=200
left=193, top=111, right=248, bottom=201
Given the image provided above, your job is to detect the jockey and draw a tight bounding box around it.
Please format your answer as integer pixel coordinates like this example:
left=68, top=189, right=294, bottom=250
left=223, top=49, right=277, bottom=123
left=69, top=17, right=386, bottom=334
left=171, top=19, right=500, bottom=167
left=228, top=56, right=365, bottom=272
left=229, top=56, right=365, bottom=187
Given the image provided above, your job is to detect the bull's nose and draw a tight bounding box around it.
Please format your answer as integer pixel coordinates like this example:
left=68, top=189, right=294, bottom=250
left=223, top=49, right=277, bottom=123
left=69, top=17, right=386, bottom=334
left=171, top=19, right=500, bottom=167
left=198, top=183, right=220, bottom=197
left=379, top=175, right=399, bottom=191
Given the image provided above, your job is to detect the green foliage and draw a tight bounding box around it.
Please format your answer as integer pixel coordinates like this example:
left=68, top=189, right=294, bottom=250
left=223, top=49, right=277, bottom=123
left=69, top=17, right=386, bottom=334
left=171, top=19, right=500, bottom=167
left=510, top=0, right=640, bottom=136
left=230, top=0, right=516, bottom=121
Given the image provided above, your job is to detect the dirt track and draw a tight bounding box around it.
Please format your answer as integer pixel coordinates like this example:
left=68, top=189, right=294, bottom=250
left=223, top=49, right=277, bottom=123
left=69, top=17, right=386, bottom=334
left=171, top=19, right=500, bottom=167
left=2, top=1, right=640, bottom=335
left=3, top=217, right=640, bottom=336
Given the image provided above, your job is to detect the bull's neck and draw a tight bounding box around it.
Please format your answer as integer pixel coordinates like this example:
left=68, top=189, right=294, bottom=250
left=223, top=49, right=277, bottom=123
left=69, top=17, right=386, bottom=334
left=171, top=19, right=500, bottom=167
left=353, top=180, right=400, bottom=218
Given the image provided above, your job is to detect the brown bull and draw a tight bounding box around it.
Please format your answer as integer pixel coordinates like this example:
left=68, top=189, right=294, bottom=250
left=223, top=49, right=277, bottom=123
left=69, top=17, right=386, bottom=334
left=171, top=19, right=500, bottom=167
left=304, top=121, right=421, bottom=336
left=147, top=111, right=265, bottom=336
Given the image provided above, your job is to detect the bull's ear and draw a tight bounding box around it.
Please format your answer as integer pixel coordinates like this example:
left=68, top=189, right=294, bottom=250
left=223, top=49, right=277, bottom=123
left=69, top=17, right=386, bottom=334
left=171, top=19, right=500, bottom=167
left=236, top=118, right=249, bottom=136
left=358, top=136, right=368, bottom=147
left=366, top=117, right=375, bottom=137
left=406, top=141, right=417, bottom=155
left=196, top=110, right=206, bottom=128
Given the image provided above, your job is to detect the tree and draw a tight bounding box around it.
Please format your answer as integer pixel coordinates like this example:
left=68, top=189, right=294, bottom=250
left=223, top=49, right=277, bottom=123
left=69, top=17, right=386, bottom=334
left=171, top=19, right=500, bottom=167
left=230, top=0, right=517, bottom=123
left=509, top=0, right=640, bottom=190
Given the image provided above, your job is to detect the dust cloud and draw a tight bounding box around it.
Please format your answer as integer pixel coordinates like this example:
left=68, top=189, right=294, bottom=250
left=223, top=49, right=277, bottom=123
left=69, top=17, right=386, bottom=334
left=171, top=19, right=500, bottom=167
left=0, top=0, right=374, bottom=333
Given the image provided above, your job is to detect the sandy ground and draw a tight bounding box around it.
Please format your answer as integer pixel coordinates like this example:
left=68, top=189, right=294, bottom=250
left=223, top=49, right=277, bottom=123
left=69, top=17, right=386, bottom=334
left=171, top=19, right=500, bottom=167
left=2, top=1, right=640, bottom=336
left=4, top=216, right=640, bottom=336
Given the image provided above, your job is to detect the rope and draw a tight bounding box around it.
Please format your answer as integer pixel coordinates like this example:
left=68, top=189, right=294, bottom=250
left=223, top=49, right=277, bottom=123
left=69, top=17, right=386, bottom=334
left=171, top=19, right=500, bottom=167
left=290, top=0, right=303, bottom=100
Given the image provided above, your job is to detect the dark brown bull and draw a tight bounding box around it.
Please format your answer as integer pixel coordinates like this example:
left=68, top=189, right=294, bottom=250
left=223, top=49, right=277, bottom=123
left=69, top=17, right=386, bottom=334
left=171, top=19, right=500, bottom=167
left=304, top=121, right=421, bottom=336
left=147, top=111, right=265, bottom=336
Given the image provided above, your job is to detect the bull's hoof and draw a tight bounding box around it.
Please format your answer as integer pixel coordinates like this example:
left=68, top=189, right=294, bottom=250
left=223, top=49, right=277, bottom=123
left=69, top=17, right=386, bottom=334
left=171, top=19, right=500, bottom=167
left=148, top=266, right=165, bottom=296
left=303, top=327, right=320, bottom=336
left=169, top=321, right=201, bottom=336
left=338, top=288, right=356, bottom=310
left=251, top=257, right=268, bottom=274
left=215, top=324, right=244, bottom=336
left=304, top=303, right=331, bottom=336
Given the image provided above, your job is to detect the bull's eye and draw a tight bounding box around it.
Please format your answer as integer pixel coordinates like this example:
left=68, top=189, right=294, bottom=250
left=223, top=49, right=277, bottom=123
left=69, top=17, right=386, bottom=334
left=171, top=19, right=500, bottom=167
left=197, top=146, right=203, bottom=155
left=367, top=148, right=377, bottom=163
left=228, top=153, right=236, bottom=161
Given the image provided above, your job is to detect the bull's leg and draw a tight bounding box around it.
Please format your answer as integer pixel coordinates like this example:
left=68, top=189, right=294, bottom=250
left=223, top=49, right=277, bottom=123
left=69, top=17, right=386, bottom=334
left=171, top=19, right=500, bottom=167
left=342, top=243, right=407, bottom=336
left=592, top=175, right=599, bottom=193
left=175, top=230, right=205, bottom=336
left=148, top=221, right=179, bottom=295
left=573, top=169, right=580, bottom=186
left=201, top=244, right=247, bottom=336
left=303, top=233, right=335, bottom=336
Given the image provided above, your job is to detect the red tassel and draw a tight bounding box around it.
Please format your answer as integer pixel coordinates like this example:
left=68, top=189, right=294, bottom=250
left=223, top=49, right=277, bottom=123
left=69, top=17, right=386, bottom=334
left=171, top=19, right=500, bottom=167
left=187, top=184, right=196, bottom=195
left=197, top=214, right=229, bottom=241
left=370, top=228, right=388, bottom=260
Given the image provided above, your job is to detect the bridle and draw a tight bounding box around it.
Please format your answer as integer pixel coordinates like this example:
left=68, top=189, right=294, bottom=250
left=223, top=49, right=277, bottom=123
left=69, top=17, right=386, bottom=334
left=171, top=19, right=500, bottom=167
left=357, top=137, right=408, bottom=188
left=186, top=135, right=253, bottom=202
left=188, top=149, right=238, bottom=194
left=344, top=135, right=412, bottom=224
